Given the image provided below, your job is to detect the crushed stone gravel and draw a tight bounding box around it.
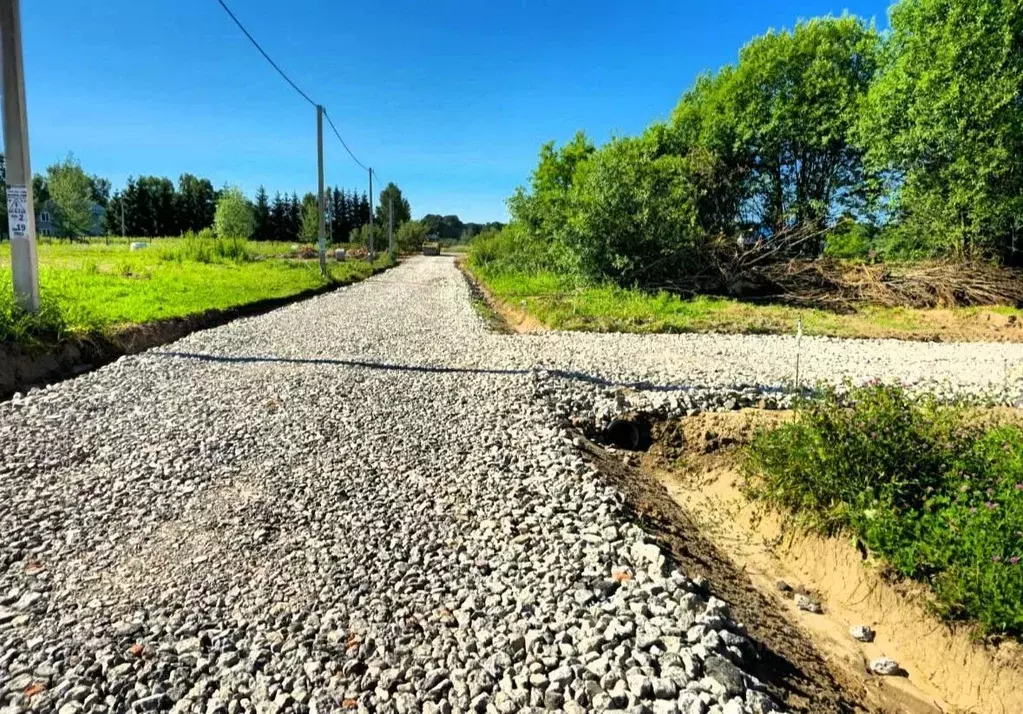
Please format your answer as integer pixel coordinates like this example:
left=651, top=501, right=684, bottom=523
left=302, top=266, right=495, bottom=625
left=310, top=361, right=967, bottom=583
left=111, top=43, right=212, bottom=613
left=2, top=256, right=1021, bottom=714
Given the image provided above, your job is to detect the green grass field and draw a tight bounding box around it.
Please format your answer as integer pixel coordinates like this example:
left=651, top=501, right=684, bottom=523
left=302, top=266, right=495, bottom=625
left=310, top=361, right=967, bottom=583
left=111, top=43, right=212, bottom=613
left=0, top=237, right=391, bottom=347
left=468, top=265, right=1023, bottom=342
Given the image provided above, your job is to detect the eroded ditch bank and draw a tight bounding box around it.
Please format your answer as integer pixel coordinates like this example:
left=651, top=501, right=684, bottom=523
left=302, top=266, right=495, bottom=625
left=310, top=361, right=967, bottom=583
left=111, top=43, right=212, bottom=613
left=574, top=404, right=1023, bottom=714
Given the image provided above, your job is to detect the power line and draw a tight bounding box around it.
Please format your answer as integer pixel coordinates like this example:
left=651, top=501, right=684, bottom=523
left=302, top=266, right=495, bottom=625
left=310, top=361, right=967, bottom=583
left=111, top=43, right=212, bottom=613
left=216, top=0, right=384, bottom=183
left=323, top=109, right=369, bottom=172
left=215, top=0, right=317, bottom=109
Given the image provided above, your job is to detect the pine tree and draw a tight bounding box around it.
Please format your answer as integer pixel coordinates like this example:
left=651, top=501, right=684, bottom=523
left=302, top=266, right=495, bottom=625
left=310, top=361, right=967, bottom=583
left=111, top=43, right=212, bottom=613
left=104, top=191, right=124, bottom=235
left=270, top=192, right=286, bottom=241
left=341, top=189, right=353, bottom=238
left=253, top=186, right=270, bottom=241
left=359, top=192, right=371, bottom=227
left=331, top=187, right=343, bottom=243
left=288, top=192, right=301, bottom=240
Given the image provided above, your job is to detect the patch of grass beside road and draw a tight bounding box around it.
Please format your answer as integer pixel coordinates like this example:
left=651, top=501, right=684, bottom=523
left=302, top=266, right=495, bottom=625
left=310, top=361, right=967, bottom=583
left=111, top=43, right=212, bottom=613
left=745, top=383, right=1023, bottom=637
left=467, top=263, right=1023, bottom=341
left=0, top=238, right=390, bottom=348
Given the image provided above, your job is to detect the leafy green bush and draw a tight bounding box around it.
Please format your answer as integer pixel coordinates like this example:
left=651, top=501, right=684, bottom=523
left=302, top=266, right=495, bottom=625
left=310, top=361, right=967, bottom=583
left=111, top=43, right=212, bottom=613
left=824, top=221, right=877, bottom=259
left=563, top=135, right=714, bottom=286
left=349, top=223, right=384, bottom=249
left=212, top=235, right=251, bottom=262
left=746, top=384, right=1023, bottom=635
left=467, top=223, right=569, bottom=278
left=396, top=219, right=429, bottom=253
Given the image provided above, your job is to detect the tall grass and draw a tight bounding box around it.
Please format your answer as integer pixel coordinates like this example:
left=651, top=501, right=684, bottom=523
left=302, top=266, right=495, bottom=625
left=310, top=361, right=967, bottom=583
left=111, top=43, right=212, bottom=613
left=159, top=229, right=252, bottom=263
left=0, top=239, right=394, bottom=348
left=0, top=275, right=102, bottom=348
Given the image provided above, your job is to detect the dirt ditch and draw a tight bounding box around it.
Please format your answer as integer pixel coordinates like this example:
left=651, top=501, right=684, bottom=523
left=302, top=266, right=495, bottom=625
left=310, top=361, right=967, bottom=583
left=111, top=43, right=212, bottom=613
left=585, top=409, right=1023, bottom=713
left=456, top=260, right=548, bottom=334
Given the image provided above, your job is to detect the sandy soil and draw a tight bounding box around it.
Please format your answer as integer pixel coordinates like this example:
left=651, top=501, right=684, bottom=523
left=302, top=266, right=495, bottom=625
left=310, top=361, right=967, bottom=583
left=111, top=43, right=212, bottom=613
left=642, top=411, right=1023, bottom=714
left=584, top=438, right=874, bottom=713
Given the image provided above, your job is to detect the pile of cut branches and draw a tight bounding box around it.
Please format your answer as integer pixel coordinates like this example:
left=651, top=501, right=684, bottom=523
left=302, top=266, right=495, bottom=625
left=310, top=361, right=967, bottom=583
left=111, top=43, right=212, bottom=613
left=755, top=259, right=1023, bottom=310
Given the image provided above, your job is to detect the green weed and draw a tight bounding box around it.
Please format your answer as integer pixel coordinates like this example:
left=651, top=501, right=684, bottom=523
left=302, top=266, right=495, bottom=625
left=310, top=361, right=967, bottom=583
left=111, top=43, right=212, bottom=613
left=159, top=229, right=252, bottom=264
left=745, top=384, right=1023, bottom=636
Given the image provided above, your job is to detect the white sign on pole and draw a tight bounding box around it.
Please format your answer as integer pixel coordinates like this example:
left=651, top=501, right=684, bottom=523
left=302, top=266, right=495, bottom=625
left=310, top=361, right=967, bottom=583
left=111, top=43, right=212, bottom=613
left=7, top=185, right=29, bottom=240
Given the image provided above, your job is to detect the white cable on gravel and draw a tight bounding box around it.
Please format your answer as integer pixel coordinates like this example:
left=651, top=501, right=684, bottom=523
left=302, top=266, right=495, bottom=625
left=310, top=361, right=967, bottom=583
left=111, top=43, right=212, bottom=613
left=1, top=256, right=1020, bottom=714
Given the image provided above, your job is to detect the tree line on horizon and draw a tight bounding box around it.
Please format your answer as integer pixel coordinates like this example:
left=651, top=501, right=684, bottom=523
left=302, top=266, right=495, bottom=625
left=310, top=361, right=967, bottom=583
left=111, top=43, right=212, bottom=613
left=0, top=153, right=381, bottom=243
left=500, top=0, right=1023, bottom=291
left=0, top=153, right=503, bottom=249
left=420, top=214, right=505, bottom=241
left=104, top=179, right=377, bottom=243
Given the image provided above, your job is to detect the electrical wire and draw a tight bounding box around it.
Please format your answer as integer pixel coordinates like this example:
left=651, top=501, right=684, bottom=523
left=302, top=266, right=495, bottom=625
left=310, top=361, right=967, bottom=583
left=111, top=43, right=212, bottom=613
left=215, top=0, right=317, bottom=108
left=323, top=109, right=369, bottom=172
left=216, top=0, right=383, bottom=180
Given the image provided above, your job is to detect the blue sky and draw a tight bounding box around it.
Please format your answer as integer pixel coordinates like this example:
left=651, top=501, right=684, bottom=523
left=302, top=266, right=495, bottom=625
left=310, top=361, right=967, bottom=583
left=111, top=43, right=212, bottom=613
left=22, top=1, right=890, bottom=223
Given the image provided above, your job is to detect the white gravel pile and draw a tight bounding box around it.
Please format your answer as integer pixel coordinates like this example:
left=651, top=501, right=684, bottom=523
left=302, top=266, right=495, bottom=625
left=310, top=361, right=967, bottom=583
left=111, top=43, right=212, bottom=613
left=1, top=256, right=1020, bottom=714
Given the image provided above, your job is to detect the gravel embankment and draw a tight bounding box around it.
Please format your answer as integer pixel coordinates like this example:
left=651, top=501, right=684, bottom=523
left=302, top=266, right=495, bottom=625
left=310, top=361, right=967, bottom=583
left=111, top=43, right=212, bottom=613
left=1, top=256, right=1020, bottom=714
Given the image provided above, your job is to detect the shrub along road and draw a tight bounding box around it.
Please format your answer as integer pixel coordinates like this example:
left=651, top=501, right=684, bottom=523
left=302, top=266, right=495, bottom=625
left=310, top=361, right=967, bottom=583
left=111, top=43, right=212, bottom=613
left=1, top=256, right=1022, bottom=714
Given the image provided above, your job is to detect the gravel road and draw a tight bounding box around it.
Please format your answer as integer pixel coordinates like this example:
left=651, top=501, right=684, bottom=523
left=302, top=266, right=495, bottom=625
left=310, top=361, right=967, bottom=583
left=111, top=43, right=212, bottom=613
left=2, top=256, right=1021, bottom=714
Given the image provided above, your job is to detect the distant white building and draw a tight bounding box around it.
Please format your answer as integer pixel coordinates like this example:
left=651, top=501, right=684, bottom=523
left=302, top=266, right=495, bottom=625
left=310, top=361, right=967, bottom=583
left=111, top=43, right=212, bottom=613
left=35, top=200, right=105, bottom=237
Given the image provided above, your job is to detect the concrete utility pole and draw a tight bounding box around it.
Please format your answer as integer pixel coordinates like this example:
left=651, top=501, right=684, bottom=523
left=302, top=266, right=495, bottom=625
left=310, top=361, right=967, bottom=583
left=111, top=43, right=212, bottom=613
left=316, top=105, right=326, bottom=275
left=1, top=0, right=39, bottom=312
left=368, top=167, right=374, bottom=259
left=388, top=195, right=394, bottom=256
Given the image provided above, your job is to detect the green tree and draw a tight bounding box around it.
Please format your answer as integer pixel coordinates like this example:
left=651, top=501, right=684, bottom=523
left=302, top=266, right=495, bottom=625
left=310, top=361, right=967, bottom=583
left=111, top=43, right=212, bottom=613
left=509, top=131, right=595, bottom=244
left=88, top=176, right=111, bottom=207
left=712, top=16, right=880, bottom=233
left=176, top=174, right=216, bottom=233
left=563, top=136, right=713, bottom=286
left=299, top=192, right=320, bottom=240
left=669, top=70, right=761, bottom=233
left=349, top=222, right=383, bottom=247
left=119, top=176, right=177, bottom=236
left=374, top=182, right=411, bottom=227
left=214, top=186, right=255, bottom=239
left=46, top=154, right=94, bottom=237
left=288, top=192, right=301, bottom=239
left=104, top=191, right=124, bottom=235
left=859, top=0, right=1023, bottom=261
left=358, top=192, right=371, bottom=227
left=270, top=192, right=286, bottom=240
left=253, top=185, right=270, bottom=240
left=32, top=175, right=50, bottom=207
left=330, top=188, right=344, bottom=243
left=421, top=214, right=468, bottom=240
left=396, top=219, right=429, bottom=252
